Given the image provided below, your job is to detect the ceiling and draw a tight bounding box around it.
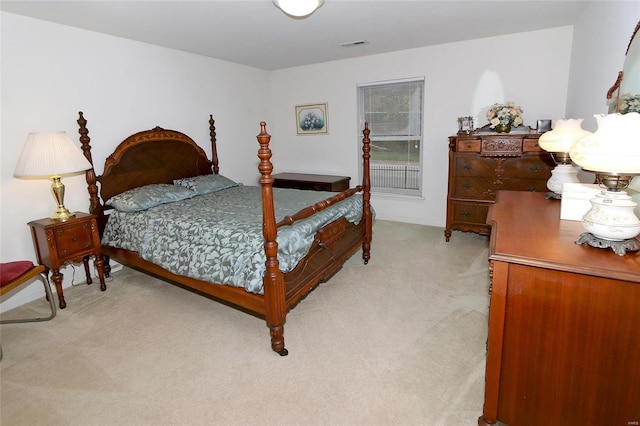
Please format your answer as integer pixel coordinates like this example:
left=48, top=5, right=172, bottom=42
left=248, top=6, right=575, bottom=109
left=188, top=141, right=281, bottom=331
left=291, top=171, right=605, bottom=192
left=1, top=0, right=593, bottom=70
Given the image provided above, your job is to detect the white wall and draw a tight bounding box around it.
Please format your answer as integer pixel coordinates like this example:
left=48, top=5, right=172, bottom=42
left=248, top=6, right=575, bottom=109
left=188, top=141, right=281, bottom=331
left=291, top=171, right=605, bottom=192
left=270, top=27, right=574, bottom=226
left=1, top=12, right=271, bottom=309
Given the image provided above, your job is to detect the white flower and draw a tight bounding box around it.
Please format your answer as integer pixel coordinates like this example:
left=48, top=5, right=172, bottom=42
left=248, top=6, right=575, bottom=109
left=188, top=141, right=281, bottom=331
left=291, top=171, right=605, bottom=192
left=486, top=101, right=524, bottom=128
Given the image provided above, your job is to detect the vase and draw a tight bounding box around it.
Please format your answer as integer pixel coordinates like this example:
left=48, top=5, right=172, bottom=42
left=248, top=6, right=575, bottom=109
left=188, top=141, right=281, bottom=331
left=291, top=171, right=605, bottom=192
left=495, top=122, right=512, bottom=133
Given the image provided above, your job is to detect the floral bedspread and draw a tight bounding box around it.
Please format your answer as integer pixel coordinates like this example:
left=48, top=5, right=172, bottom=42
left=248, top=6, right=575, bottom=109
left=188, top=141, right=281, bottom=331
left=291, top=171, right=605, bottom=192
left=102, top=185, right=364, bottom=294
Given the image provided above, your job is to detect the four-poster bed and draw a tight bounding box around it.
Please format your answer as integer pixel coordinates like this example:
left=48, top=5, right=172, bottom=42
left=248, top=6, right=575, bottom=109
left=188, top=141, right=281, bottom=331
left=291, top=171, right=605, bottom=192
left=78, top=112, right=372, bottom=355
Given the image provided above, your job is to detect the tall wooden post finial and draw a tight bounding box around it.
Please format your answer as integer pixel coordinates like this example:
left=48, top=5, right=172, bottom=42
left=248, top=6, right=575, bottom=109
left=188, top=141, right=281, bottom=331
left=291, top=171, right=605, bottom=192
left=256, top=121, right=288, bottom=356
left=209, top=115, right=219, bottom=174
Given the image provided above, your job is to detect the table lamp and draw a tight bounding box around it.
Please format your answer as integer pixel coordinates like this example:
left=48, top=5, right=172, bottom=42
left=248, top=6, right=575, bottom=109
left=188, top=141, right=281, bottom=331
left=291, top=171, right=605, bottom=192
left=538, top=118, right=592, bottom=198
left=13, top=131, right=93, bottom=222
left=569, top=112, right=640, bottom=255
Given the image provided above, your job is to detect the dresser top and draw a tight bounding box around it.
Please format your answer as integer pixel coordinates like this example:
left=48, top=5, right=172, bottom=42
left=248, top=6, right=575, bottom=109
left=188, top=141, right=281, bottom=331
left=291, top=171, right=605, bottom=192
left=487, top=191, right=640, bottom=283
left=450, top=131, right=542, bottom=140
left=272, top=173, right=350, bottom=183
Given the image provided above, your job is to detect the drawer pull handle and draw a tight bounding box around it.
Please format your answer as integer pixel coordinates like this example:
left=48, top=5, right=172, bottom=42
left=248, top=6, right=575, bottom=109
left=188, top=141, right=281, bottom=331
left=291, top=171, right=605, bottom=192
left=72, top=237, right=79, bottom=242
left=464, top=164, right=472, bottom=171
left=530, top=165, right=540, bottom=172
left=463, top=183, right=472, bottom=189
left=529, top=187, right=537, bottom=192
left=461, top=211, right=470, bottom=217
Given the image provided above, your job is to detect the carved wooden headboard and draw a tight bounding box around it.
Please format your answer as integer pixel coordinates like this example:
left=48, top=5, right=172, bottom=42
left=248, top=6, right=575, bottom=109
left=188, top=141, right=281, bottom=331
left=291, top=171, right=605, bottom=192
left=77, top=111, right=219, bottom=230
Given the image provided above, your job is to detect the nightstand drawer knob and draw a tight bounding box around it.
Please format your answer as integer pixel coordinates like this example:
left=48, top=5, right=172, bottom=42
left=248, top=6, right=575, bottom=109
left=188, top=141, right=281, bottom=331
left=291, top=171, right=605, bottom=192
left=72, top=237, right=79, bottom=242
left=464, top=164, right=473, bottom=171
left=463, top=183, right=472, bottom=189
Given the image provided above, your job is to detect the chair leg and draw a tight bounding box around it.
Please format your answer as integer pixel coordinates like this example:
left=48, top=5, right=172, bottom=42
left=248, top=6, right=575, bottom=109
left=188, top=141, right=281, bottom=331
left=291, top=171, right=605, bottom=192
left=0, top=273, right=56, bottom=325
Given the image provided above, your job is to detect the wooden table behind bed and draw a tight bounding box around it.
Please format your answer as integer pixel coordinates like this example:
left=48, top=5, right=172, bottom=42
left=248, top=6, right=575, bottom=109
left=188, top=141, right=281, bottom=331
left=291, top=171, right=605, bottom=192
left=77, top=112, right=372, bottom=355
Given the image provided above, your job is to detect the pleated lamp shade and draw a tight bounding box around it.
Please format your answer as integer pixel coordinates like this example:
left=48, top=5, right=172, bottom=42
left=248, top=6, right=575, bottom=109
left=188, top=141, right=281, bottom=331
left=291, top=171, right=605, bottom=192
left=14, top=131, right=92, bottom=221
left=14, top=132, right=92, bottom=179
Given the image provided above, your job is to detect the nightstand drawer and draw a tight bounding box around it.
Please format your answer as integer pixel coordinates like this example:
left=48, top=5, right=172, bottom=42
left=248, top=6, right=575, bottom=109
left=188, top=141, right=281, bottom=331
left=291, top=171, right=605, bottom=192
left=54, top=221, right=95, bottom=260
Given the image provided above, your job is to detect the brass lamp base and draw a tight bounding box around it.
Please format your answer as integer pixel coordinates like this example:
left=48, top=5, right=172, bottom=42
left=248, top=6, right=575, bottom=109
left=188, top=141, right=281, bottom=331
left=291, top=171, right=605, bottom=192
left=50, top=207, right=76, bottom=222
left=49, top=176, right=75, bottom=222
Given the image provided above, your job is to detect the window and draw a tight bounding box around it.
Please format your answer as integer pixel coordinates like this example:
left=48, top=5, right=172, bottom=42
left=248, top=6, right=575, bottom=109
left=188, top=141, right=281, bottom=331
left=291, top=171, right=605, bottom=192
left=358, top=78, right=424, bottom=195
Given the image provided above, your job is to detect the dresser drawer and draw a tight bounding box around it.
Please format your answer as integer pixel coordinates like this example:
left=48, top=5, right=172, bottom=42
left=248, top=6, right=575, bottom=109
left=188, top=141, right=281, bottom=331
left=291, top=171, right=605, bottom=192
left=454, top=155, right=497, bottom=177
left=53, top=221, right=95, bottom=261
left=481, top=137, right=522, bottom=156
left=456, top=140, right=481, bottom=152
left=452, top=177, right=497, bottom=200
left=501, top=155, right=554, bottom=179
left=499, top=178, right=548, bottom=193
left=523, top=138, right=545, bottom=152
left=450, top=201, right=491, bottom=227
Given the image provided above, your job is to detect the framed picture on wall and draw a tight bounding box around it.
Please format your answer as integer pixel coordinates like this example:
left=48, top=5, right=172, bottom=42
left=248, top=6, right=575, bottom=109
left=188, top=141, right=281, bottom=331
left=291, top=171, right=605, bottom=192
left=295, top=103, right=328, bottom=135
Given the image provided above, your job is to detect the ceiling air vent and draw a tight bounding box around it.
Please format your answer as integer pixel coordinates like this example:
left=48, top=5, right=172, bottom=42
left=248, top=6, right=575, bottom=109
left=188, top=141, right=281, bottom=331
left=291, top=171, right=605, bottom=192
left=339, top=40, right=368, bottom=47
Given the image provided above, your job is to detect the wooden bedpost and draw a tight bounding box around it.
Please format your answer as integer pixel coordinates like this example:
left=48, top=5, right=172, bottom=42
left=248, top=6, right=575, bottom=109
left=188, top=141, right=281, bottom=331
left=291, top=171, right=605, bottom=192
left=361, top=122, right=372, bottom=264
left=78, top=111, right=110, bottom=277
left=209, top=115, right=220, bottom=175
left=256, top=122, right=288, bottom=356
left=77, top=112, right=106, bottom=231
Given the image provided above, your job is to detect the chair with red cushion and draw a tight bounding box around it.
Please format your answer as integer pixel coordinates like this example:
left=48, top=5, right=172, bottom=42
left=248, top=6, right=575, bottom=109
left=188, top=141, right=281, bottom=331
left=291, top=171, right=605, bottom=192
left=1, top=261, right=57, bottom=359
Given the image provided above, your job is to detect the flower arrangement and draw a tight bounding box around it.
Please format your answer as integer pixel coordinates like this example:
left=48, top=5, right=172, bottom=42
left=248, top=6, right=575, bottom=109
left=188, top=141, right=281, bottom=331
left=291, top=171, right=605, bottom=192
left=618, top=93, right=640, bottom=114
left=486, top=102, right=524, bottom=128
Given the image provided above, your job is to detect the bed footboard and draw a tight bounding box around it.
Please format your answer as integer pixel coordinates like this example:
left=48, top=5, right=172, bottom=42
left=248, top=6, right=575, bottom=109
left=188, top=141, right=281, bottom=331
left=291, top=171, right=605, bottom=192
left=257, top=122, right=372, bottom=356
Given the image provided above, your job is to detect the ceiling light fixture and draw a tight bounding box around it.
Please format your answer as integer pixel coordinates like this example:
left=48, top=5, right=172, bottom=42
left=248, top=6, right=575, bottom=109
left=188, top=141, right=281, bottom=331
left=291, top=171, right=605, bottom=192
left=273, top=0, right=324, bottom=18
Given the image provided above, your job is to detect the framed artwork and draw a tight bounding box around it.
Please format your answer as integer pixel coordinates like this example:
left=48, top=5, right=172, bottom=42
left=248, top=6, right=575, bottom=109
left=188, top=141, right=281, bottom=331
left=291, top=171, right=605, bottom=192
left=295, top=103, right=328, bottom=135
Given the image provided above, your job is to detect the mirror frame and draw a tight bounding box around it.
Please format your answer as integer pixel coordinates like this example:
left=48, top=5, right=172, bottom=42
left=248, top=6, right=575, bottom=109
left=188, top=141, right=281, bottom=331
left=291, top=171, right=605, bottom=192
left=607, top=20, right=640, bottom=112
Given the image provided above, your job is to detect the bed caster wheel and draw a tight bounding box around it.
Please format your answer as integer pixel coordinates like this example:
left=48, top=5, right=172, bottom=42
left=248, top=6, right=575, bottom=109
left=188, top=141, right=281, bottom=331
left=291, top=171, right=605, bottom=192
left=278, top=348, right=289, bottom=356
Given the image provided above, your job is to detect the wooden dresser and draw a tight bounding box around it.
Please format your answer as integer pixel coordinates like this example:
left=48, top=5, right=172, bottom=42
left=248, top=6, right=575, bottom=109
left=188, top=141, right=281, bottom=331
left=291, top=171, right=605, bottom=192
left=480, top=191, right=640, bottom=426
left=445, top=132, right=554, bottom=241
left=272, top=173, right=350, bottom=192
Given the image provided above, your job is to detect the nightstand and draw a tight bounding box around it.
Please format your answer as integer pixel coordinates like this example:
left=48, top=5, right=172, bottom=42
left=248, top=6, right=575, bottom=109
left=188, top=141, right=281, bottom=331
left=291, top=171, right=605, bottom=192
left=272, top=173, right=351, bottom=192
left=28, top=212, right=106, bottom=309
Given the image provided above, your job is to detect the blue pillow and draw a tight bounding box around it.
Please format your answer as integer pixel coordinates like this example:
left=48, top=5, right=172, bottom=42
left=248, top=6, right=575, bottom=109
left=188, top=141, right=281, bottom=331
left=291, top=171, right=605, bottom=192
left=106, top=184, right=194, bottom=212
left=173, top=174, right=239, bottom=195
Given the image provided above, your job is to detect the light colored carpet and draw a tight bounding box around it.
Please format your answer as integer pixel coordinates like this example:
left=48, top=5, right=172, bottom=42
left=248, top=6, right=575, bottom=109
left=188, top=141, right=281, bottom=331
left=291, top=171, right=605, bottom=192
left=1, top=220, right=490, bottom=426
